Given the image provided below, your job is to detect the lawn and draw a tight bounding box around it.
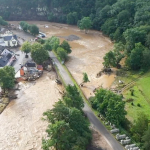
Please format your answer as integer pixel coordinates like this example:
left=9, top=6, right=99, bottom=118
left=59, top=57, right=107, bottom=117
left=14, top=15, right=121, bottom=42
left=123, top=71, right=150, bottom=122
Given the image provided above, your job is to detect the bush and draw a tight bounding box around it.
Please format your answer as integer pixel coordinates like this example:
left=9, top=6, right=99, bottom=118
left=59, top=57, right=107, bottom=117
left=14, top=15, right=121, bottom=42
left=57, top=47, right=68, bottom=62
left=137, top=103, right=141, bottom=107
left=126, top=98, right=134, bottom=102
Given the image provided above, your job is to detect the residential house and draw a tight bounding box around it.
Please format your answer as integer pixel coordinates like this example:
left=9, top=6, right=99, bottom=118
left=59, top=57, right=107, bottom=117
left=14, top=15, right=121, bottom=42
left=0, top=46, right=16, bottom=68
left=0, top=31, right=19, bottom=47
left=0, top=37, right=5, bottom=47
left=24, top=61, right=39, bottom=78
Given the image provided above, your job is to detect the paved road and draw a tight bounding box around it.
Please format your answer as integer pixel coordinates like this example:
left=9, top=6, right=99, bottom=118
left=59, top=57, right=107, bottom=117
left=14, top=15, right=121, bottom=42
left=50, top=51, right=124, bottom=150
left=50, top=52, right=74, bottom=86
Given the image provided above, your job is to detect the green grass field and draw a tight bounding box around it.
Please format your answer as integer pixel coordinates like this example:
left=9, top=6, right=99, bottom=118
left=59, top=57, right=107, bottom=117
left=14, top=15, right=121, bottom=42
left=123, top=71, right=150, bottom=122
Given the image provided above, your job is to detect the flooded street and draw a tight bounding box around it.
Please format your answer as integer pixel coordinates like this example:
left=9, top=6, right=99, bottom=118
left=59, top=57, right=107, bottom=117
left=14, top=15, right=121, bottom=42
left=0, top=72, right=63, bottom=150
left=0, top=21, right=115, bottom=150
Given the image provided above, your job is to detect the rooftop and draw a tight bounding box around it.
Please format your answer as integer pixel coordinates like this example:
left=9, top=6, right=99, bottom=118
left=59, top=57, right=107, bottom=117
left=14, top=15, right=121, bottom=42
left=0, top=49, right=15, bottom=67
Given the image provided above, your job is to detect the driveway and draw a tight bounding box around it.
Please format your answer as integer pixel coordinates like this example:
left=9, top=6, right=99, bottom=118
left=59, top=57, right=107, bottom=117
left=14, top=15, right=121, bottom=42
left=50, top=51, right=124, bottom=150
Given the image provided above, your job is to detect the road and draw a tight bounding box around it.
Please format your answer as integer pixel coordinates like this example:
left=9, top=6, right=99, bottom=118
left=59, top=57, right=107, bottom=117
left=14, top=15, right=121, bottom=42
left=50, top=51, right=124, bottom=150
left=11, top=31, right=32, bottom=73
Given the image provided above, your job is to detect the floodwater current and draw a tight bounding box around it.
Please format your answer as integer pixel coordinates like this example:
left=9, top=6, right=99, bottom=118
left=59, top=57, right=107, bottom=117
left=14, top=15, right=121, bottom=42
left=0, top=21, right=115, bottom=150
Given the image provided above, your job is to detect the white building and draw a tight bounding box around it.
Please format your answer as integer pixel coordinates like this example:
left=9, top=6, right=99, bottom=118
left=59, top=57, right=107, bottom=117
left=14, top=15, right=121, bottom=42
left=0, top=31, right=19, bottom=47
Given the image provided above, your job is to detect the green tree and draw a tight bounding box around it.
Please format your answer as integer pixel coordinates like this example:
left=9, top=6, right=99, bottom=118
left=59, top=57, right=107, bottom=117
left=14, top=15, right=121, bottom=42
left=142, top=49, right=150, bottom=70
left=83, top=72, right=90, bottom=83
left=78, top=17, right=92, bottom=33
left=90, top=88, right=108, bottom=110
left=42, top=121, right=75, bottom=150
left=142, top=126, right=150, bottom=150
left=20, top=21, right=29, bottom=32
left=43, top=101, right=69, bottom=124
left=90, top=88, right=126, bottom=126
left=103, top=51, right=116, bottom=68
left=47, top=36, right=60, bottom=52
left=129, top=43, right=145, bottom=70
left=123, top=27, right=148, bottom=53
left=21, top=41, right=31, bottom=57
left=146, top=33, right=150, bottom=49
left=113, top=43, right=125, bottom=68
left=43, top=41, right=52, bottom=51
left=28, top=24, right=39, bottom=35
left=101, top=18, right=116, bottom=37
left=43, top=102, right=91, bottom=150
left=106, top=95, right=126, bottom=125
left=67, top=12, right=78, bottom=25
left=37, top=39, right=45, bottom=44
left=131, top=112, right=149, bottom=142
left=0, top=66, right=15, bottom=92
left=0, top=16, right=8, bottom=26
left=31, top=42, right=49, bottom=64
left=63, top=85, right=84, bottom=110
left=60, top=40, right=72, bottom=54
left=57, top=47, right=68, bottom=62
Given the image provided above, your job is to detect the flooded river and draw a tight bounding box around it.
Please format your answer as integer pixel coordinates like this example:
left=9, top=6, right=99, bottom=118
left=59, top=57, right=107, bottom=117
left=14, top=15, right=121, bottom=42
left=0, top=21, right=115, bottom=150
left=31, top=21, right=115, bottom=98
left=0, top=72, right=63, bottom=150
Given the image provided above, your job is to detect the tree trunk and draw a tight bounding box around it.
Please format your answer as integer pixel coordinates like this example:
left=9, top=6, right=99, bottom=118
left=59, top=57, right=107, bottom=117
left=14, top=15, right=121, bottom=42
left=25, top=53, right=28, bottom=58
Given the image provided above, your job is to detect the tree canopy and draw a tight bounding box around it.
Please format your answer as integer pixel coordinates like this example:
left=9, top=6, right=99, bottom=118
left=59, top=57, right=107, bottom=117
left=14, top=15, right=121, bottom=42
left=142, top=126, right=150, bottom=150
left=21, top=41, right=31, bottom=56
left=63, top=85, right=84, bottom=110
left=0, top=16, right=8, bottom=26
left=57, top=47, right=68, bottom=62
left=42, top=85, right=91, bottom=150
left=78, top=17, right=92, bottom=33
left=2, top=0, right=150, bottom=70
left=60, top=40, right=72, bottom=54
left=83, top=72, right=90, bottom=83
left=31, top=42, right=49, bottom=64
left=90, top=88, right=126, bottom=126
left=20, top=21, right=39, bottom=35
left=0, top=66, right=15, bottom=90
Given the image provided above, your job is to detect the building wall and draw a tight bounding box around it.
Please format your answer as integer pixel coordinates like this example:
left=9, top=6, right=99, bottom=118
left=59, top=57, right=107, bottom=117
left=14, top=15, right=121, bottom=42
left=4, top=40, right=18, bottom=47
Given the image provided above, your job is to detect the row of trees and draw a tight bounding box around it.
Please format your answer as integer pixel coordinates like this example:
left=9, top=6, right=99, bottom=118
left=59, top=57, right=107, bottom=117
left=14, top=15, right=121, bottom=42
left=42, top=85, right=91, bottom=150
left=20, top=21, right=39, bottom=36
left=21, top=37, right=72, bottom=64
left=37, top=36, right=72, bottom=62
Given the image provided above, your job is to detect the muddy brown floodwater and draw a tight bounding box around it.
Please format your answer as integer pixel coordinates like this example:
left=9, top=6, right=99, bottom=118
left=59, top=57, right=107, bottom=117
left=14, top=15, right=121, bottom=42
left=27, top=21, right=115, bottom=99
left=1, top=21, right=115, bottom=150
left=10, top=22, right=115, bottom=99
left=0, top=72, right=63, bottom=150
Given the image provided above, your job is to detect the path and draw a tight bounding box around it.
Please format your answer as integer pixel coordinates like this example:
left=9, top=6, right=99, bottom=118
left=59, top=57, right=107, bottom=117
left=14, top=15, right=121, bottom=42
left=50, top=51, right=124, bottom=150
